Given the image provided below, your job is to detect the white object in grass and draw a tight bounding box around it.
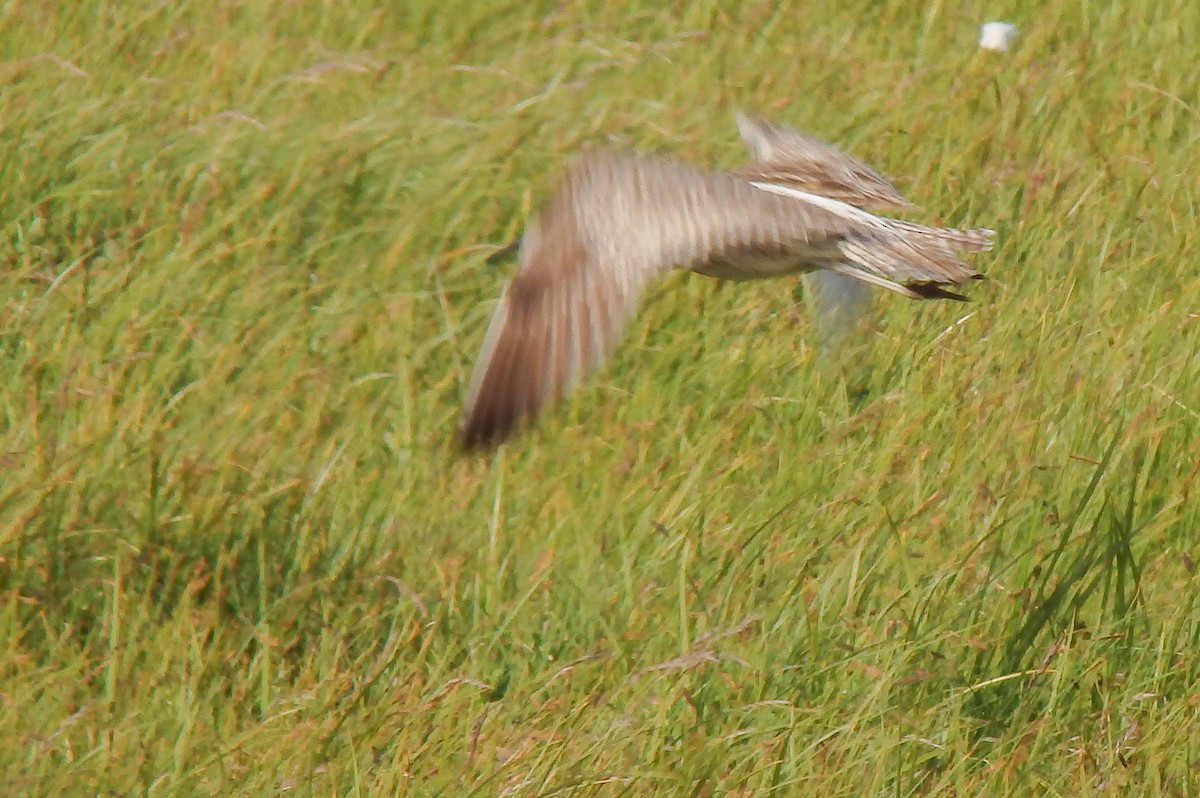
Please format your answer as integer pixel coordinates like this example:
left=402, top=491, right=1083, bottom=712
left=979, top=22, right=1017, bottom=52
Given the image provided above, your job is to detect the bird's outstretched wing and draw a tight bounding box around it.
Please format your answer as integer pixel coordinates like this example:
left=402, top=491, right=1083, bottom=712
left=732, top=112, right=915, bottom=211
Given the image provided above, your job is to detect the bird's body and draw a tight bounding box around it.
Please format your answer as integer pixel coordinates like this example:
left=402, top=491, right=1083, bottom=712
left=459, top=115, right=994, bottom=449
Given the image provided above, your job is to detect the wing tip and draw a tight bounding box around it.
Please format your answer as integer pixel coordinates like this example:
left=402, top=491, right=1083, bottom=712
left=906, top=282, right=972, bottom=301
left=458, top=419, right=511, bottom=452
left=458, top=370, right=533, bottom=452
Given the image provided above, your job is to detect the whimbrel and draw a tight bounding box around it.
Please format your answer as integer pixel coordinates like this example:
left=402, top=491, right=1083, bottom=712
left=459, top=114, right=993, bottom=449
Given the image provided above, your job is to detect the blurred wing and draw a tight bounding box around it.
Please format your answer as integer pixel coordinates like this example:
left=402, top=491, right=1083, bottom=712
left=460, top=229, right=640, bottom=449
left=733, top=112, right=915, bottom=211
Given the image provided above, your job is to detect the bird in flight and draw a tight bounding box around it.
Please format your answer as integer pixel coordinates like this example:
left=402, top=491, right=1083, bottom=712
left=459, top=113, right=993, bottom=450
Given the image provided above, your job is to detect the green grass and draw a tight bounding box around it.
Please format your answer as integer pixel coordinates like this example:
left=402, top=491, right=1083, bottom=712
left=2, top=0, right=1198, bottom=794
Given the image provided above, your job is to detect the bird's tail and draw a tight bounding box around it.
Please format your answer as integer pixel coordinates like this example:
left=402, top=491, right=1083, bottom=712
left=832, top=222, right=993, bottom=301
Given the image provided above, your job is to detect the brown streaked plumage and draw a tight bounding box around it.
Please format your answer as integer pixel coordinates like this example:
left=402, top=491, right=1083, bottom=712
left=459, top=117, right=994, bottom=450
left=731, top=113, right=916, bottom=211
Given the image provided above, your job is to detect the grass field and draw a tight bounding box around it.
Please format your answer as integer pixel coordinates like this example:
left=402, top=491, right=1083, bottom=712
left=2, top=0, right=1198, bottom=794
